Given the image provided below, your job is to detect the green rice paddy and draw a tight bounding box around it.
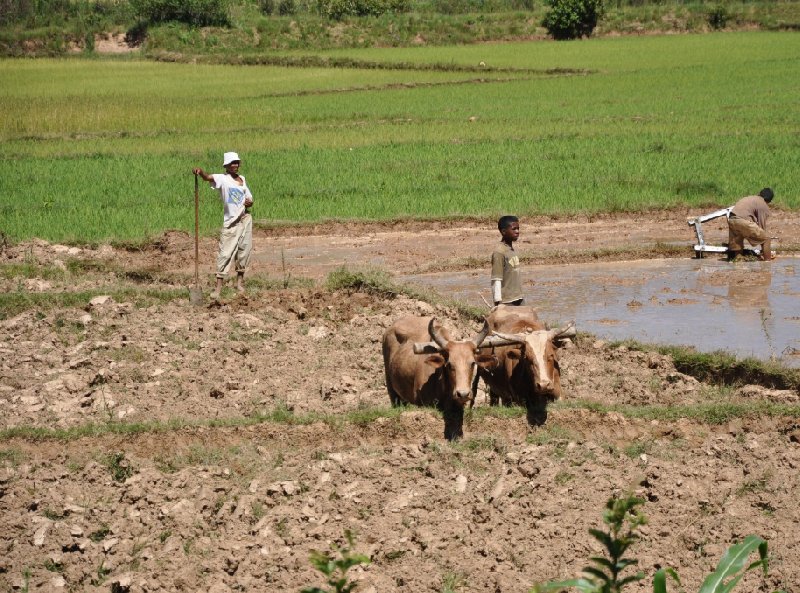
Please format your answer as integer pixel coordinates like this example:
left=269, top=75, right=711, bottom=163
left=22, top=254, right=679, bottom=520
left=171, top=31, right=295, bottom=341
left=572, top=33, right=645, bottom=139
left=1, top=31, right=798, bottom=242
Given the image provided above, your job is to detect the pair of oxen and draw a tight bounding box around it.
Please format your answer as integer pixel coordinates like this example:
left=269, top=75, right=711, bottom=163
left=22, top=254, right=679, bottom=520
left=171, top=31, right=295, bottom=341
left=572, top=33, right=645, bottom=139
left=382, top=305, right=576, bottom=440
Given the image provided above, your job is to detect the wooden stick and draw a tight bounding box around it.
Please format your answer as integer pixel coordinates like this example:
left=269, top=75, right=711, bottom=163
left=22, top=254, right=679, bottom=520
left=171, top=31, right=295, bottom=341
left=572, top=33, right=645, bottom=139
left=194, top=173, right=200, bottom=287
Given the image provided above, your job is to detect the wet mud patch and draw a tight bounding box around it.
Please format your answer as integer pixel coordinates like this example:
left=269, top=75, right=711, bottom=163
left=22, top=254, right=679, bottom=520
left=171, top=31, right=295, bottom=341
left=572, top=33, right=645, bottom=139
left=407, top=257, right=800, bottom=367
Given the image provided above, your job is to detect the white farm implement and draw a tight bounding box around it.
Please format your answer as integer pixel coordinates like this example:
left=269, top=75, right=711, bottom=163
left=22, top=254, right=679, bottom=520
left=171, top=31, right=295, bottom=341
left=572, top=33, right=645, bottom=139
left=687, top=207, right=775, bottom=259
left=687, top=207, right=735, bottom=258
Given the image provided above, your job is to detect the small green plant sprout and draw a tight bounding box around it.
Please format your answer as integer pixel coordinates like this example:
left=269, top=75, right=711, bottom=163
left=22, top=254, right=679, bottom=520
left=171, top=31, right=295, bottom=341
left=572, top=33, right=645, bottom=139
left=281, top=249, right=292, bottom=289
left=301, top=530, right=370, bottom=593
left=532, top=494, right=646, bottom=593
left=653, top=535, right=782, bottom=593
left=103, top=452, right=133, bottom=482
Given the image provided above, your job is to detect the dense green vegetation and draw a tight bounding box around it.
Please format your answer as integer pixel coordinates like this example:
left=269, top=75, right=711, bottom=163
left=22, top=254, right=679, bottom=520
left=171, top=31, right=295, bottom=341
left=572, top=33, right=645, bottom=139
left=135, top=1, right=800, bottom=52
left=1, top=31, right=797, bottom=242
left=542, top=0, right=604, bottom=40
left=2, top=0, right=799, bottom=55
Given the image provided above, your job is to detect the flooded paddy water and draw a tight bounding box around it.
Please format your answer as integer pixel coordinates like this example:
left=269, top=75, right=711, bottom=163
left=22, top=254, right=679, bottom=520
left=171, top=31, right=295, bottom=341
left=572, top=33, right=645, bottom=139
left=402, top=257, right=800, bottom=367
left=251, top=214, right=800, bottom=367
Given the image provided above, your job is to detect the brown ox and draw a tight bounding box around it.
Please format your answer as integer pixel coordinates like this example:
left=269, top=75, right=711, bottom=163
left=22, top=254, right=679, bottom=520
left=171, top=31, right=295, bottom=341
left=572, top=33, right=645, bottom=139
left=474, top=305, right=575, bottom=426
left=382, top=317, right=499, bottom=441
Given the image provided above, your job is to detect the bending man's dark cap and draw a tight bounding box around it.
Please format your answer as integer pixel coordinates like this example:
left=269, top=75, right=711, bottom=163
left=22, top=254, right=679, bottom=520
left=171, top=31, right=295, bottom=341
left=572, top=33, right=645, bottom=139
left=759, top=187, right=774, bottom=202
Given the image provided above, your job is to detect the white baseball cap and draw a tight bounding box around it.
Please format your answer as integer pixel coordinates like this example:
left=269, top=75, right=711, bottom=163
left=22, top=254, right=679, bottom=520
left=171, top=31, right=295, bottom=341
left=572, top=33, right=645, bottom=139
left=223, top=151, right=241, bottom=166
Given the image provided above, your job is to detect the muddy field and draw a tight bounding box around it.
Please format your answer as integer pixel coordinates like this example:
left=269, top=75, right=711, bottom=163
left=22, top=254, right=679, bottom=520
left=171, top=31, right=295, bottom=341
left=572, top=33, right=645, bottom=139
left=1, top=211, right=799, bottom=593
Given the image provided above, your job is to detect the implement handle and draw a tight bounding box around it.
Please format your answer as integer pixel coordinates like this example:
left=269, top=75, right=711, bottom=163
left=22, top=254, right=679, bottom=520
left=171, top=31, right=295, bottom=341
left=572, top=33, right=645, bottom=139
left=194, top=173, right=199, bottom=286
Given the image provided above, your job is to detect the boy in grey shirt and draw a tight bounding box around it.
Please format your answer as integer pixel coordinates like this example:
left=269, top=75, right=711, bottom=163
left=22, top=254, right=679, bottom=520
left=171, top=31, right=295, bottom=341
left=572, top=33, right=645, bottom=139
left=491, top=215, right=523, bottom=306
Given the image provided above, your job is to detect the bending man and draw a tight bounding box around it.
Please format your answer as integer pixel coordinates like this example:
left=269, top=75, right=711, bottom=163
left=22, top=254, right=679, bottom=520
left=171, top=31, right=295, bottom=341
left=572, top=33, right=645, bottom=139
left=727, top=187, right=774, bottom=262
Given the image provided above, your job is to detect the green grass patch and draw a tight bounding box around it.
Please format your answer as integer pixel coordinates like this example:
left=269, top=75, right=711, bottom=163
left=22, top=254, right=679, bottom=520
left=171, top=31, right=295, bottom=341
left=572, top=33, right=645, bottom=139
left=88, top=526, right=111, bottom=542
left=0, top=413, right=293, bottom=442
left=412, top=242, right=690, bottom=273
left=559, top=398, right=800, bottom=424
left=0, top=446, right=25, bottom=466
left=0, top=288, right=187, bottom=320
left=100, top=451, right=134, bottom=482
left=325, top=266, right=400, bottom=295
left=0, top=405, right=405, bottom=442
left=0, top=262, right=69, bottom=281
left=471, top=405, right=527, bottom=420
left=0, top=259, right=166, bottom=283
left=622, top=439, right=654, bottom=459
left=452, top=434, right=507, bottom=453
left=155, top=444, right=249, bottom=473
left=325, top=266, right=486, bottom=320
left=525, top=422, right=577, bottom=445
left=245, top=275, right=315, bottom=290
left=341, top=405, right=406, bottom=427
left=612, top=339, right=800, bottom=390
left=5, top=395, right=795, bottom=445
left=0, top=400, right=800, bottom=446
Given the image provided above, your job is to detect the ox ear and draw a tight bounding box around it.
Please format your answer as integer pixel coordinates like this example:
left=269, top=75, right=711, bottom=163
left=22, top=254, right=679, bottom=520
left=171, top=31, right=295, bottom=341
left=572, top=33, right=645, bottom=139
left=475, top=353, right=499, bottom=370
left=505, top=348, right=524, bottom=360
left=551, top=321, right=576, bottom=347
left=424, top=353, right=446, bottom=369
left=553, top=337, right=570, bottom=350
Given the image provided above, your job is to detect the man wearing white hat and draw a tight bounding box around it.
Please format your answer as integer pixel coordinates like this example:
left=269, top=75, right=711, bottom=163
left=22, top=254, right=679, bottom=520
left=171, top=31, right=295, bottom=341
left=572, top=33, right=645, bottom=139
left=193, top=152, right=254, bottom=299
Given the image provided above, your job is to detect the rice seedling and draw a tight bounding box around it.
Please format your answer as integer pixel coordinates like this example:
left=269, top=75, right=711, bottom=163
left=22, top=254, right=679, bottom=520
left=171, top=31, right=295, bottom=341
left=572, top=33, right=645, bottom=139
left=301, top=530, right=370, bottom=593
left=0, top=32, right=796, bottom=242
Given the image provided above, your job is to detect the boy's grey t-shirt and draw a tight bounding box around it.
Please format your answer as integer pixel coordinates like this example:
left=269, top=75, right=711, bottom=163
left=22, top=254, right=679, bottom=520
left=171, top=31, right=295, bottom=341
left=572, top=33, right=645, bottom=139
left=491, top=242, right=523, bottom=303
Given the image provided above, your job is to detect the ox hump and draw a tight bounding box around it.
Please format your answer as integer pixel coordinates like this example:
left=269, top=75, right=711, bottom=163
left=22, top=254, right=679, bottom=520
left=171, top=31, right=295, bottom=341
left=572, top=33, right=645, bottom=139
left=507, top=320, right=546, bottom=334
left=488, top=307, right=541, bottom=331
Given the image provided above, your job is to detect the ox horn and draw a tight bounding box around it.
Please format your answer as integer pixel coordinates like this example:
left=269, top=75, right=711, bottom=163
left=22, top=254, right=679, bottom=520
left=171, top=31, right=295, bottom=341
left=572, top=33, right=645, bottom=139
left=490, top=331, right=526, bottom=342
left=428, top=318, right=449, bottom=349
left=479, top=331, right=526, bottom=348
left=471, top=319, right=491, bottom=347
left=549, top=321, right=576, bottom=340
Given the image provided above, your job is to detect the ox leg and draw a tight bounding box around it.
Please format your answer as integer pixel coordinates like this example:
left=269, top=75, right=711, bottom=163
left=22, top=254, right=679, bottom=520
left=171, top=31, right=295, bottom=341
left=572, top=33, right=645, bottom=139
left=489, top=388, right=500, bottom=407
left=389, top=391, right=406, bottom=407
left=473, top=371, right=501, bottom=407
left=470, top=373, right=480, bottom=409
left=442, top=401, right=464, bottom=441
left=525, top=395, right=548, bottom=426
left=386, top=382, right=404, bottom=407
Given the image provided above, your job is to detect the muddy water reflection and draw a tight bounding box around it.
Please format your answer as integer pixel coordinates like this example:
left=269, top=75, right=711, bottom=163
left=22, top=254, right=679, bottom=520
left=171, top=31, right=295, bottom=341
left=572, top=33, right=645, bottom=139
left=402, top=258, right=800, bottom=367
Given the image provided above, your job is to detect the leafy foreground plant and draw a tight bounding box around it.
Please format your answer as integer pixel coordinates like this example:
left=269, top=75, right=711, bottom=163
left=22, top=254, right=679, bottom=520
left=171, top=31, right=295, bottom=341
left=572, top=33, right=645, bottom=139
left=301, top=530, right=370, bottom=593
left=531, top=495, right=783, bottom=593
